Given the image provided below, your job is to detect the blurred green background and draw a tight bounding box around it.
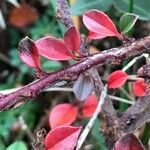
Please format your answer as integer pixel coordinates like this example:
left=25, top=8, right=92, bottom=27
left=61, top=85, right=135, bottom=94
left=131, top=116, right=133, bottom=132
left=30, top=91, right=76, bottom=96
left=0, top=0, right=149, bottom=149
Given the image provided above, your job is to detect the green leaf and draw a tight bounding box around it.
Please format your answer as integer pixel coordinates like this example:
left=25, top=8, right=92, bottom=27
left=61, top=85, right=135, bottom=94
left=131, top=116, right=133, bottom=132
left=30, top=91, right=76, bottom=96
left=113, top=0, right=150, bottom=20
left=70, top=0, right=113, bottom=16
left=6, top=141, right=28, bottom=150
left=119, top=13, right=139, bottom=34
left=91, top=119, right=107, bottom=150
left=0, top=140, right=5, bottom=150
left=141, top=123, right=150, bottom=144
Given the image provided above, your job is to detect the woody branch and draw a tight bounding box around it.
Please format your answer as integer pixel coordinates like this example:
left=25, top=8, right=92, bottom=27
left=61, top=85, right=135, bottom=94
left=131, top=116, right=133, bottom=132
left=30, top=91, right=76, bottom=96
left=0, top=35, right=150, bottom=111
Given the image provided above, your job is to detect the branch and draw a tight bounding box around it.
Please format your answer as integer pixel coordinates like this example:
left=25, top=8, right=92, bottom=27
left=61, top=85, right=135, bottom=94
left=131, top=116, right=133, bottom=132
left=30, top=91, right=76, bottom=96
left=118, top=95, right=150, bottom=133
left=0, top=35, right=150, bottom=111
left=56, top=0, right=73, bottom=28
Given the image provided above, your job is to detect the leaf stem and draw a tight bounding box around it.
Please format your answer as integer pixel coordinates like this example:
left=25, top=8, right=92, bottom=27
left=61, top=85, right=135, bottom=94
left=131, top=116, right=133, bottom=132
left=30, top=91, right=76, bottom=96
left=128, top=0, right=133, bottom=13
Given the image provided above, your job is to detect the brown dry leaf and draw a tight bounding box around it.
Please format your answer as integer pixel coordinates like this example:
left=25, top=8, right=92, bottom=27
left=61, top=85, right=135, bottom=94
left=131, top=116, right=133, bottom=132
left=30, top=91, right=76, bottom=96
left=9, top=4, right=38, bottom=28
left=90, top=46, right=100, bottom=54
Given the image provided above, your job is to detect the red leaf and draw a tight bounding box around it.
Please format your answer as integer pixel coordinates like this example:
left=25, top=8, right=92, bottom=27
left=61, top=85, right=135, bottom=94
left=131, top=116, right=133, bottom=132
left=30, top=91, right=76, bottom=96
left=49, top=104, right=78, bottom=129
left=114, top=133, right=145, bottom=150
left=18, top=37, right=41, bottom=69
left=108, top=70, right=128, bottom=89
left=82, top=93, right=98, bottom=117
left=88, top=31, right=106, bottom=40
left=64, top=26, right=80, bottom=52
left=133, top=79, right=148, bottom=97
left=44, top=126, right=81, bottom=150
left=35, top=36, right=74, bottom=60
left=9, top=4, right=38, bottom=28
left=83, top=10, right=123, bottom=40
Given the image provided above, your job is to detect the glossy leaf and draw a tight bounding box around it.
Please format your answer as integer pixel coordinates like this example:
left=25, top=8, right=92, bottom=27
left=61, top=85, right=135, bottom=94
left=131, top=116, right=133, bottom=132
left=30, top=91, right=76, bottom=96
left=9, top=4, right=38, bottom=28
left=108, top=70, right=128, bottom=89
left=73, top=74, right=93, bottom=101
left=83, top=10, right=123, bottom=40
left=49, top=103, right=78, bottom=129
left=44, top=126, right=81, bottom=150
left=64, top=26, right=80, bottom=52
left=70, top=0, right=113, bottom=16
left=82, top=93, right=98, bottom=117
left=88, top=31, right=106, bottom=40
left=133, top=79, right=148, bottom=97
left=119, top=13, right=139, bottom=34
left=113, top=0, right=150, bottom=21
left=7, top=141, right=28, bottom=150
left=114, top=133, right=144, bottom=150
left=35, top=36, right=74, bottom=60
left=18, top=37, right=41, bottom=69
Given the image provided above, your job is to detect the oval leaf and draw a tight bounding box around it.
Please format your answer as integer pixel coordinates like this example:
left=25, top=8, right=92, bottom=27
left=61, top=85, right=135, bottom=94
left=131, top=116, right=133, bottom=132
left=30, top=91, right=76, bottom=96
left=83, top=10, right=123, bottom=40
left=64, top=26, right=80, bottom=52
left=133, top=79, right=148, bottom=97
left=18, top=37, right=41, bottom=69
left=88, top=31, right=106, bottom=40
left=73, top=74, right=93, bottom=101
left=49, top=103, right=78, bottom=129
left=108, top=70, right=128, bottom=89
left=114, top=0, right=150, bottom=21
left=7, top=141, right=28, bottom=150
left=9, top=4, right=38, bottom=28
left=82, top=93, right=98, bottom=117
left=35, top=36, right=74, bottom=60
left=114, top=133, right=145, bottom=150
left=119, top=13, right=139, bottom=34
left=44, top=126, right=81, bottom=150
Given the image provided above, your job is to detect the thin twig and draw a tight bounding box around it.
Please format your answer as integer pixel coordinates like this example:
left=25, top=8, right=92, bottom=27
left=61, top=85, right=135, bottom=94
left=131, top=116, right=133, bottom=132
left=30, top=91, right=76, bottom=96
left=76, top=85, right=107, bottom=150
left=128, top=75, right=143, bottom=81
left=122, top=53, right=149, bottom=72
left=108, top=95, right=134, bottom=105
left=19, top=116, right=35, bottom=141
left=0, top=87, right=134, bottom=105
left=120, top=87, right=134, bottom=101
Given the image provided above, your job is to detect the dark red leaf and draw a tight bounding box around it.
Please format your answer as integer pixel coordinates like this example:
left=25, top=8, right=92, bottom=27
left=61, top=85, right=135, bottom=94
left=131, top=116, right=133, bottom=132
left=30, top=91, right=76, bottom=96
left=83, top=10, right=123, bottom=40
left=35, top=36, right=74, bottom=60
left=9, top=4, right=38, bottom=28
left=73, top=74, right=93, bottom=101
left=108, top=70, right=128, bottom=89
left=114, top=133, right=145, bottom=150
left=64, top=26, right=80, bottom=52
left=18, top=37, right=41, bottom=69
left=133, top=79, right=148, bottom=97
left=44, top=126, right=81, bottom=150
left=82, top=93, right=98, bottom=117
left=49, top=103, right=78, bottom=129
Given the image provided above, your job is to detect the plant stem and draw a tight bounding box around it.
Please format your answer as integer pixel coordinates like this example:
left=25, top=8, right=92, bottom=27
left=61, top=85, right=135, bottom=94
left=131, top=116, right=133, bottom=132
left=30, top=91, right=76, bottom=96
left=128, top=0, right=133, bottom=13
left=0, top=35, right=150, bottom=111
left=108, top=95, right=134, bottom=105
left=122, top=53, right=149, bottom=72
left=120, top=87, right=134, bottom=101
left=76, top=85, right=107, bottom=150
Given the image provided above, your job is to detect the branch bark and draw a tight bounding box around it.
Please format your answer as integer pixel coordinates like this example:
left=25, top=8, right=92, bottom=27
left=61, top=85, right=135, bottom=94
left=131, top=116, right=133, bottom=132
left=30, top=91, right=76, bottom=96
left=0, top=36, right=150, bottom=111
left=119, top=95, right=150, bottom=133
